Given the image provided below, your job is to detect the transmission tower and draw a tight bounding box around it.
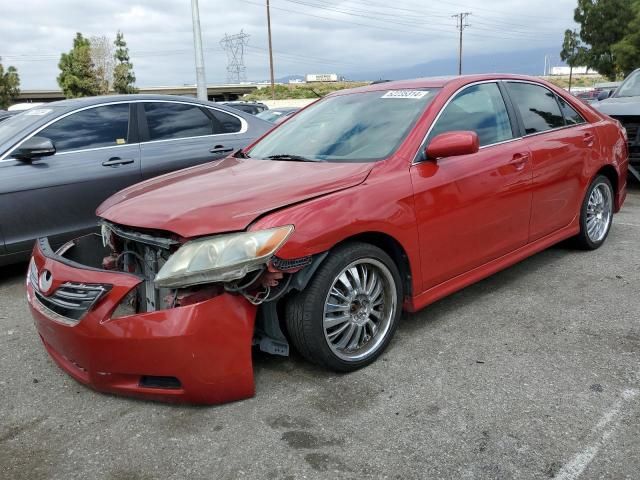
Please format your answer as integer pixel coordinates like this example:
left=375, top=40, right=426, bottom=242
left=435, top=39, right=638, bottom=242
left=220, top=30, right=250, bottom=84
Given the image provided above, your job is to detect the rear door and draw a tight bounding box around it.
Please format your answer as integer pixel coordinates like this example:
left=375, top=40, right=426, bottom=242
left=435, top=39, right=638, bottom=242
left=505, top=82, right=596, bottom=241
left=0, top=103, right=142, bottom=254
left=138, top=101, right=249, bottom=180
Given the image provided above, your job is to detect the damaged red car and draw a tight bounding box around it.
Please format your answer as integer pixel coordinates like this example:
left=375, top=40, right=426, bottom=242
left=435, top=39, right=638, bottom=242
left=27, top=75, right=628, bottom=404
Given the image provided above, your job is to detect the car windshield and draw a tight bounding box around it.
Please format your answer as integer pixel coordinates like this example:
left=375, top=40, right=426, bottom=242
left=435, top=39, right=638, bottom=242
left=616, top=71, right=640, bottom=97
left=0, top=107, right=60, bottom=142
left=256, top=110, right=288, bottom=122
left=248, top=89, right=440, bottom=162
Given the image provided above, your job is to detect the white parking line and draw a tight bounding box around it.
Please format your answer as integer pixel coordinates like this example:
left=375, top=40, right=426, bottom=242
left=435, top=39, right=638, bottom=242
left=553, top=388, right=639, bottom=480
left=616, top=222, right=640, bottom=228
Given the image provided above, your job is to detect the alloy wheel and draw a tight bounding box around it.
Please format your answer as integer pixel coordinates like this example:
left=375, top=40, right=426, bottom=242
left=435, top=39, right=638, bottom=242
left=322, top=258, right=397, bottom=362
left=586, top=182, right=613, bottom=243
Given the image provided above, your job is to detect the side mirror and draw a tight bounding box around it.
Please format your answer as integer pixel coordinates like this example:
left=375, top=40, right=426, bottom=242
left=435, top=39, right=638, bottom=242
left=425, top=131, right=479, bottom=160
left=597, top=90, right=613, bottom=101
left=13, top=136, right=56, bottom=161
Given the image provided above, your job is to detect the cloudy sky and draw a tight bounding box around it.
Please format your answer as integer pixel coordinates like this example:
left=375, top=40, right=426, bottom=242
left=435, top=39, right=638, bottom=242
left=1, top=0, right=578, bottom=89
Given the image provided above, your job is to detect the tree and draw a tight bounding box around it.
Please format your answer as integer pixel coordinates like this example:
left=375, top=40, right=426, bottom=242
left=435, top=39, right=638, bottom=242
left=612, top=1, right=640, bottom=77
left=90, top=35, right=114, bottom=95
left=574, top=0, right=634, bottom=80
left=560, top=29, right=587, bottom=92
left=0, top=59, right=20, bottom=109
left=57, top=33, right=101, bottom=98
left=112, top=31, right=137, bottom=94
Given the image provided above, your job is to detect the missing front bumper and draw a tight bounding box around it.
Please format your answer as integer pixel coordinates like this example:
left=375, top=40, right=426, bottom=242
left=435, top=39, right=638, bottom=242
left=28, top=237, right=258, bottom=405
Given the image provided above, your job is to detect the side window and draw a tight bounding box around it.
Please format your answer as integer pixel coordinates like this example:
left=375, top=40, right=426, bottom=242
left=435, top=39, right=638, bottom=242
left=144, top=103, right=213, bottom=141
left=428, top=83, right=514, bottom=147
left=507, top=83, right=565, bottom=134
left=209, top=109, right=242, bottom=134
left=557, top=96, right=586, bottom=126
left=38, top=104, right=129, bottom=152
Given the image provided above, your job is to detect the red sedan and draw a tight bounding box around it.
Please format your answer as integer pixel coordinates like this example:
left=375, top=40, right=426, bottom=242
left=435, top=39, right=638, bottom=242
left=27, top=75, right=628, bottom=404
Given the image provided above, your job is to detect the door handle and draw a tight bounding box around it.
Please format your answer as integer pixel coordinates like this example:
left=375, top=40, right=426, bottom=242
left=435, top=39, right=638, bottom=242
left=102, top=157, right=134, bottom=167
left=509, top=153, right=530, bottom=171
left=209, top=145, right=234, bottom=154
left=583, top=132, right=595, bottom=146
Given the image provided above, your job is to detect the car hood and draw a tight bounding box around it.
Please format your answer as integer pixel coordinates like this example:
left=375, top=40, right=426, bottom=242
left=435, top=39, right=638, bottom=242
left=593, top=96, right=640, bottom=116
left=97, top=157, right=373, bottom=238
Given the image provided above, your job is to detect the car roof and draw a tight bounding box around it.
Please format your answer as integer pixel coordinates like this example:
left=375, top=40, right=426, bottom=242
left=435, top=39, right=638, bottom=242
left=49, top=94, right=234, bottom=110
left=331, top=74, right=553, bottom=95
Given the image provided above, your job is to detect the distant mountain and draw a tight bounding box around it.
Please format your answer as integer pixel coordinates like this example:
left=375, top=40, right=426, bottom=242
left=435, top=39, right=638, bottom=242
left=345, top=47, right=561, bottom=81
left=275, top=74, right=306, bottom=83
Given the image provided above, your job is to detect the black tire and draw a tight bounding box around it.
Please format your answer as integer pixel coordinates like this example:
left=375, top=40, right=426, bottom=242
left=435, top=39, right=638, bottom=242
left=285, top=242, right=403, bottom=372
left=574, top=175, right=614, bottom=250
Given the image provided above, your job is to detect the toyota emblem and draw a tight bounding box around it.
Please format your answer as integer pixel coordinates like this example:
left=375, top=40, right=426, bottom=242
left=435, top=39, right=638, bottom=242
left=38, top=270, right=53, bottom=293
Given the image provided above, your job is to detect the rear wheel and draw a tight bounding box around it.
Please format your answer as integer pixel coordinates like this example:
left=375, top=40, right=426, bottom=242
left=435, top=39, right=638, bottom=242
left=285, top=242, right=403, bottom=372
left=575, top=175, right=614, bottom=250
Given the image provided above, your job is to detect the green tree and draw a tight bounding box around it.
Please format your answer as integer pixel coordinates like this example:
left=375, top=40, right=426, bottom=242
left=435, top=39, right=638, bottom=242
left=57, top=33, right=101, bottom=98
left=574, top=0, right=634, bottom=80
left=612, top=1, right=640, bottom=76
left=0, top=60, right=20, bottom=109
left=560, top=29, right=587, bottom=91
left=112, top=31, right=137, bottom=94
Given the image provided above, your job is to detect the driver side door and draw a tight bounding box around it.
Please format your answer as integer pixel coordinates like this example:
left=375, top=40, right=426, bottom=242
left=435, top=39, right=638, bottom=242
left=0, top=103, right=141, bottom=254
left=410, top=82, right=533, bottom=290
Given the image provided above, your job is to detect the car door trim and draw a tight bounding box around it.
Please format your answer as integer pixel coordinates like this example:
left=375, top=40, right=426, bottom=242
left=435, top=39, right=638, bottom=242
left=137, top=100, right=248, bottom=145
left=412, top=78, right=592, bottom=165
left=412, top=80, right=524, bottom=165
left=0, top=100, right=248, bottom=162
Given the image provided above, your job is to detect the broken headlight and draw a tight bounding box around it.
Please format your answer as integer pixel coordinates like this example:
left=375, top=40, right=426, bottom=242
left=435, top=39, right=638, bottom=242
left=154, top=225, right=294, bottom=288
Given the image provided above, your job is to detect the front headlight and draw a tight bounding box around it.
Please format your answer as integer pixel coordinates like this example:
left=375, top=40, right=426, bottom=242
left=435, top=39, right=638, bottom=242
left=154, top=225, right=294, bottom=288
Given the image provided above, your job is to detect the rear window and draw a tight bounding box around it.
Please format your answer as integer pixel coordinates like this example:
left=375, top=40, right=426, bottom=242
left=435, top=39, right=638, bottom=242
left=144, top=102, right=213, bottom=141
left=557, top=96, right=586, bottom=125
left=507, top=82, right=565, bottom=134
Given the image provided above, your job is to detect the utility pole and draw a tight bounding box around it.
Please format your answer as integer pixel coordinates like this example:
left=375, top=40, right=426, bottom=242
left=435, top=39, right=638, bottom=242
left=191, top=0, right=207, bottom=100
left=452, top=12, right=471, bottom=75
left=266, top=0, right=276, bottom=100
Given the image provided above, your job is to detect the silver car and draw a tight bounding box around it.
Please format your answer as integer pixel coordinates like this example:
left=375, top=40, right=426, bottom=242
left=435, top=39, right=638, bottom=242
left=0, top=94, right=271, bottom=266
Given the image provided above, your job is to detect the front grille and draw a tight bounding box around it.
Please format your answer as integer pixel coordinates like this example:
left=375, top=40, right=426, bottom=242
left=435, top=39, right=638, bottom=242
left=30, top=260, right=111, bottom=324
left=610, top=117, right=640, bottom=163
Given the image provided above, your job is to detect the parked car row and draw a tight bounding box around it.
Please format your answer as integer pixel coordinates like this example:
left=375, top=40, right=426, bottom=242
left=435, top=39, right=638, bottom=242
left=23, top=74, right=628, bottom=405
left=592, top=68, right=640, bottom=182
left=0, top=95, right=272, bottom=266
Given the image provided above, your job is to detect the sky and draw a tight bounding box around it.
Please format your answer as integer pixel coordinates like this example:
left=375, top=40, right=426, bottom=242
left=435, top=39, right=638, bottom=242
left=0, top=0, right=578, bottom=90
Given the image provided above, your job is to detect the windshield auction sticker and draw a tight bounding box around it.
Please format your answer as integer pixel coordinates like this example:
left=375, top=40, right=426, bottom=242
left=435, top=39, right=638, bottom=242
left=381, top=90, right=428, bottom=99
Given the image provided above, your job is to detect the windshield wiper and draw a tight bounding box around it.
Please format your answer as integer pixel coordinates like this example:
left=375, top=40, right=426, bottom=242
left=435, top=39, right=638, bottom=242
left=265, top=154, right=323, bottom=162
left=234, top=149, right=250, bottom=158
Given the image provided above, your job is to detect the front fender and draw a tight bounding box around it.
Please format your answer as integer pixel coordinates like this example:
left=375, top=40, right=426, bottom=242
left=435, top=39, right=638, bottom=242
left=249, top=167, right=423, bottom=296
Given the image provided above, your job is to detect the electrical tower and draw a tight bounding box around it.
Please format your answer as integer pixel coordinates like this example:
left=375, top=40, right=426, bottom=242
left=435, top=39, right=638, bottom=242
left=220, top=30, right=250, bottom=84
left=452, top=12, right=471, bottom=75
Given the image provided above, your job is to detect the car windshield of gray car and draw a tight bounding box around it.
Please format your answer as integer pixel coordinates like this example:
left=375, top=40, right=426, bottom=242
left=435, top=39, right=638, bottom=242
left=248, top=89, right=440, bottom=163
left=616, top=71, right=640, bottom=97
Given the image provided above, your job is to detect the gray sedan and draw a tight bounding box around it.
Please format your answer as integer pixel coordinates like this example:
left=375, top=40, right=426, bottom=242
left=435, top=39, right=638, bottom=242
left=0, top=94, right=271, bottom=266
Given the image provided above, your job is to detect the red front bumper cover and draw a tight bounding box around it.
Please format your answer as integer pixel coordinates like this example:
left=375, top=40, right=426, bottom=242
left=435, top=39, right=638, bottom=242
left=27, top=237, right=258, bottom=405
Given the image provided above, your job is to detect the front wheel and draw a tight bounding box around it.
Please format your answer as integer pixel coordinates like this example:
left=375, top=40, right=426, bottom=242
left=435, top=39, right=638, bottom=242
left=575, top=175, right=614, bottom=250
left=285, top=242, right=403, bottom=372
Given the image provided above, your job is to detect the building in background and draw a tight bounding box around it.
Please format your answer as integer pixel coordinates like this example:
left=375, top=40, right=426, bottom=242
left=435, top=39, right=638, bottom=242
left=305, top=73, right=342, bottom=82
left=550, top=66, right=598, bottom=76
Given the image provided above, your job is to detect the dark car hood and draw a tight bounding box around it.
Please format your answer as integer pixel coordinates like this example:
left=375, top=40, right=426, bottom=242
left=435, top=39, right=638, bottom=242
left=97, top=157, right=373, bottom=238
left=593, top=96, right=640, bottom=116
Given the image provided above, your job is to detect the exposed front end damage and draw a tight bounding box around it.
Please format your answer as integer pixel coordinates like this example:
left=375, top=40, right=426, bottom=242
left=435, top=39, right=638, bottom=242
left=27, top=224, right=322, bottom=404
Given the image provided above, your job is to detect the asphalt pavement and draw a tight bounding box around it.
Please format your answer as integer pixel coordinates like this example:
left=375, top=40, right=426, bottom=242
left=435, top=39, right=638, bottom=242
left=1, top=188, right=638, bottom=480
